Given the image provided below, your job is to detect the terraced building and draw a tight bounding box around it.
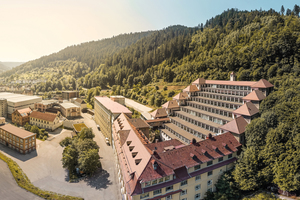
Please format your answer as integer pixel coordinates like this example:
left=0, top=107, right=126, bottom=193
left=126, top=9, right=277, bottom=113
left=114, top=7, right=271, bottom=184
left=160, top=72, right=273, bottom=145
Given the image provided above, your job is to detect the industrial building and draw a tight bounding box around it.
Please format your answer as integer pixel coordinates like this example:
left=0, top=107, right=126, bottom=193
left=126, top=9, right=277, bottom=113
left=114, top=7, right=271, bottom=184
left=94, top=96, right=132, bottom=146
left=59, top=102, right=81, bottom=118
left=62, top=91, right=79, bottom=100
left=0, top=92, right=42, bottom=118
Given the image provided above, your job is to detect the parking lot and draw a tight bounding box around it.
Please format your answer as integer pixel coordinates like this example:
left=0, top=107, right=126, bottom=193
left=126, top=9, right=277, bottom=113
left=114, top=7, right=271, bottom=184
left=0, top=113, right=121, bottom=200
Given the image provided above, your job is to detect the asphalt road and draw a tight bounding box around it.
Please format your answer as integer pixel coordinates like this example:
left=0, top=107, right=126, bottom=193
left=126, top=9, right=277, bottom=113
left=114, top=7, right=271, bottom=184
left=0, top=160, right=42, bottom=200
left=0, top=113, right=121, bottom=200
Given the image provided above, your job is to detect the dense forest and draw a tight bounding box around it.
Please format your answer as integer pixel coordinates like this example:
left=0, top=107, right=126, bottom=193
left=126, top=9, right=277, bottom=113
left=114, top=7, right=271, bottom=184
left=2, top=4, right=300, bottom=197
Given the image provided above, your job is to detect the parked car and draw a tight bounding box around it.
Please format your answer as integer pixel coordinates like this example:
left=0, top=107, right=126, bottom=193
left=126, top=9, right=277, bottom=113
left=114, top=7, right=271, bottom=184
left=97, top=125, right=100, bottom=131
left=105, top=137, right=110, bottom=145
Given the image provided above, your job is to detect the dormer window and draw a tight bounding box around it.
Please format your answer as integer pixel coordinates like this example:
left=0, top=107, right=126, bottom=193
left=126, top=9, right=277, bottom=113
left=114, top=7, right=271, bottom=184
left=194, top=164, right=201, bottom=171
left=135, top=159, right=141, bottom=165
left=132, top=152, right=138, bottom=158
left=129, top=146, right=134, bottom=152
left=127, top=141, right=131, bottom=146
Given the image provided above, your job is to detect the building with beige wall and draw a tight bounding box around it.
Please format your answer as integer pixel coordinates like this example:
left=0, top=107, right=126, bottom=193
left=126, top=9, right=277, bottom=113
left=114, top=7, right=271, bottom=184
left=59, top=102, right=80, bottom=118
left=113, top=113, right=241, bottom=200
left=29, top=111, right=62, bottom=131
left=62, top=91, right=79, bottom=100
left=34, top=100, right=58, bottom=112
left=0, top=98, right=7, bottom=117
left=94, top=96, right=132, bottom=145
left=110, top=96, right=125, bottom=105
left=0, top=123, right=36, bottom=154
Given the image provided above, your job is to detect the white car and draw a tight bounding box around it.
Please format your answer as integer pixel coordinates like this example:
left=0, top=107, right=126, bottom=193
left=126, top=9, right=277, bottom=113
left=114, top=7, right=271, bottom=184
left=105, top=137, right=110, bottom=145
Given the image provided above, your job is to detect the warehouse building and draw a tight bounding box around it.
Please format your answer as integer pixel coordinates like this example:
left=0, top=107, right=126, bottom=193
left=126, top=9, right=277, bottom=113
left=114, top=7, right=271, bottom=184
left=0, top=92, right=42, bottom=119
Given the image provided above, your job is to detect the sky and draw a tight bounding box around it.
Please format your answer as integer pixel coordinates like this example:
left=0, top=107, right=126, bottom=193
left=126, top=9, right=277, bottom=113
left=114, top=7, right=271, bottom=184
left=0, top=0, right=298, bottom=62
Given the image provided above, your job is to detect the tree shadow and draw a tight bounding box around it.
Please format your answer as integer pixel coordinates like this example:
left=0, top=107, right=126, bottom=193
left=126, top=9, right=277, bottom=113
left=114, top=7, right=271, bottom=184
left=0, top=144, right=37, bottom=162
left=83, top=169, right=112, bottom=190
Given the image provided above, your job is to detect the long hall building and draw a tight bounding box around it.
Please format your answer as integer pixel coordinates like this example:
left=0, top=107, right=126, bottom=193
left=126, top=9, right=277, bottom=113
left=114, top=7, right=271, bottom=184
left=160, top=72, right=273, bottom=145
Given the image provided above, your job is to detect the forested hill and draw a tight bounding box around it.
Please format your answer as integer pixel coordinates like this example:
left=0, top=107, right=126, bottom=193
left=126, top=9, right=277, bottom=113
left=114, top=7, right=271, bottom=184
left=0, top=31, right=153, bottom=77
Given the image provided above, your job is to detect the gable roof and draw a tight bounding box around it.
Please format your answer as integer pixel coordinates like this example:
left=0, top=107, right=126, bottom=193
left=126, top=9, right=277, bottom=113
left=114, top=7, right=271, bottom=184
left=220, top=116, right=248, bottom=134
left=150, top=108, right=168, bottom=119
left=251, top=79, right=274, bottom=88
left=128, top=118, right=150, bottom=129
left=233, top=102, right=259, bottom=116
left=162, top=100, right=179, bottom=109
left=30, top=111, right=58, bottom=122
left=242, top=90, right=266, bottom=101
left=139, top=132, right=241, bottom=183
left=173, top=92, right=188, bottom=101
left=183, top=85, right=199, bottom=93
left=16, top=107, right=32, bottom=117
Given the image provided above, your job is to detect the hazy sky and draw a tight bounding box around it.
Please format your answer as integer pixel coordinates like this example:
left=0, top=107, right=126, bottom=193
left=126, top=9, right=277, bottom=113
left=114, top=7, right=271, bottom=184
left=0, top=0, right=298, bottom=62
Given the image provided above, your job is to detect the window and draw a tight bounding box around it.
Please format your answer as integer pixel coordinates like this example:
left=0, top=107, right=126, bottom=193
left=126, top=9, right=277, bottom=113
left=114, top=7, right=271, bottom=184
left=145, top=182, right=151, bottom=187
left=195, top=193, right=201, bottom=200
left=153, top=189, right=161, bottom=196
left=140, top=193, right=149, bottom=199
left=208, top=171, right=213, bottom=176
left=166, top=195, right=172, bottom=200
left=195, top=175, right=201, bottom=181
left=158, top=178, right=164, bottom=183
left=207, top=161, right=213, bottom=166
left=218, top=157, right=223, bottom=162
left=181, top=198, right=187, bottom=200
left=166, top=185, right=173, bottom=192
left=228, top=154, right=232, bottom=159
left=195, top=184, right=201, bottom=191
left=194, top=164, right=201, bottom=171
left=181, top=189, right=187, bottom=196
left=181, top=180, right=187, bottom=186
left=207, top=180, right=212, bottom=186
left=152, top=179, right=157, bottom=185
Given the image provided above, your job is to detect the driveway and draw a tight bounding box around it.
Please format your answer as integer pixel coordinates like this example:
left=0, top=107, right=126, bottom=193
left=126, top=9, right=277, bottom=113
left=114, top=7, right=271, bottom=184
left=0, top=160, right=42, bottom=200
left=0, top=114, right=121, bottom=200
left=125, top=98, right=153, bottom=119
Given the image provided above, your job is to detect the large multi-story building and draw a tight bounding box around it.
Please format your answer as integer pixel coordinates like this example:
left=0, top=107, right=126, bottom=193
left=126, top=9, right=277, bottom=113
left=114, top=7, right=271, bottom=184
left=113, top=113, right=241, bottom=200
left=34, top=100, right=59, bottom=112
left=0, top=98, right=7, bottom=117
left=59, top=102, right=81, bottom=118
left=62, top=91, right=79, bottom=100
left=0, top=123, right=36, bottom=154
left=29, top=111, right=62, bottom=131
left=94, top=96, right=132, bottom=145
left=12, top=107, right=32, bottom=126
left=159, top=74, right=273, bottom=145
left=0, top=92, right=42, bottom=118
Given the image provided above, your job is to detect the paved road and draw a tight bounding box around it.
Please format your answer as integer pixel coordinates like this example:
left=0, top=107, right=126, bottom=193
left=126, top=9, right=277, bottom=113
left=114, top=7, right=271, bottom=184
left=0, top=113, right=121, bottom=200
left=0, top=160, right=42, bottom=200
left=125, top=98, right=153, bottom=119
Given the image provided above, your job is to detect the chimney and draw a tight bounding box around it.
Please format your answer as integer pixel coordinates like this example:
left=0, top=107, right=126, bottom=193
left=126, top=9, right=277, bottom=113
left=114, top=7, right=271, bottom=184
left=191, top=138, right=197, bottom=145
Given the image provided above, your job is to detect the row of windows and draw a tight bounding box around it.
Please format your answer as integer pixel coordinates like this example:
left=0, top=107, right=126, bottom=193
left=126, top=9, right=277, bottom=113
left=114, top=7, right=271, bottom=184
left=31, top=118, right=50, bottom=124
left=163, top=126, right=190, bottom=144
left=182, top=107, right=229, bottom=126
left=170, top=119, right=206, bottom=140
left=201, top=88, right=251, bottom=97
left=195, top=92, right=244, bottom=104
left=175, top=112, right=220, bottom=134
left=204, top=84, right=251, bottom=91
left=192, top=93, right=243, bottom=110
left=0, top=131, right=35, bottom=143
left=0, top=139, right=35, bottom=150
left=192, top=97, right=241, bottom=113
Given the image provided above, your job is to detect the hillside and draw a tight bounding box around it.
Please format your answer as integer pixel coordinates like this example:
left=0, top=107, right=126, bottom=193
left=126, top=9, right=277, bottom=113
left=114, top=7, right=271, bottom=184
left=0, top=61, right=24, bottom=73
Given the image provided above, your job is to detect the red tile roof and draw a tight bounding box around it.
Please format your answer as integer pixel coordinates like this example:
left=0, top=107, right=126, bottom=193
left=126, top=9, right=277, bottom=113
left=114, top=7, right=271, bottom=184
left=94, top=96, right=132, bottom=114
left=16, top=107, right=32, bottom=117
left=183, top=85, right=199, bottom=92
left=233, top=102, right=259, bottom=116
left=128, top=118, right=150, bottom=129
left=30, top=111, right=58, bottom=122
left=173, top=92, right=188, bottom=101
left=192, top=78, right=206, bottom=85
left=242, top=90, right=266, bottom=101
left=251, top=79, right=274, bottom=88
left=205, top=80, right=257, bottom=86
left=145, top=139, right=183, bottom=154
left=150, top=108, right=168, bottom=119
left=139, top=132, right=241, bottom=183
left=162, top=100, right=179, bottom=109
left=220, top=116, right=248, bottom=134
